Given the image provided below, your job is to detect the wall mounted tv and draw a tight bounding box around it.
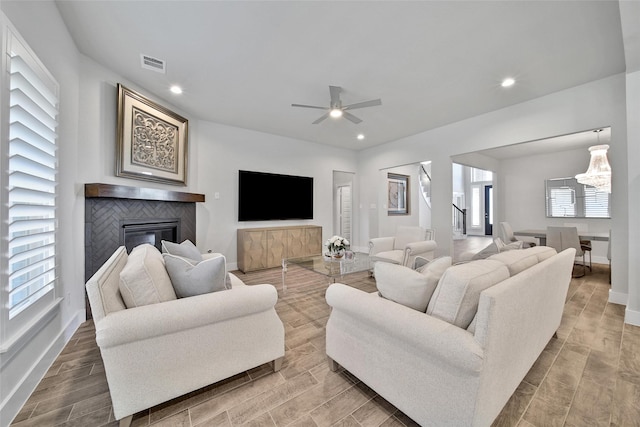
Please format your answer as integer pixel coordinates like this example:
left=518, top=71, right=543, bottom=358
left=238, top=170, right=314, bottom=221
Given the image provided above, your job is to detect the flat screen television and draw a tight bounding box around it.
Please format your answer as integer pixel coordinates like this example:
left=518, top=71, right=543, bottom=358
left=238, top=170, right=314, bottom=221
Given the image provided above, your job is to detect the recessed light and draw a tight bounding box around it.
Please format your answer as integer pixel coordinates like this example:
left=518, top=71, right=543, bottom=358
left=501, top=78, right=515, bottom=88
left=357, top=134, right=365, bottom=140
left=170, top=85, right=183, bottom=94
left=330, top=108, right=343, bottom=118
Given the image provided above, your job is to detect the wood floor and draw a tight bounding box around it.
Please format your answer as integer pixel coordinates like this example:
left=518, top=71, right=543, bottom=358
left=10, top=252, right=640, bottom=426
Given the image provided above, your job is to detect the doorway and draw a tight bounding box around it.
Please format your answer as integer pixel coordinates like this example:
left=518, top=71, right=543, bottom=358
left=333, top=171, right=355, bottom=242
left=484, top=185, right=493, bottom=236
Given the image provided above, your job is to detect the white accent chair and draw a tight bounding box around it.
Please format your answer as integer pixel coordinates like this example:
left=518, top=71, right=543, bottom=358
left=546, top=226, right=589, bottom=277
left=500, top=222, right=537, bottom=247
left=86, top=247, right=285, bottom=427
left=369, top=226, right=437, bottom=269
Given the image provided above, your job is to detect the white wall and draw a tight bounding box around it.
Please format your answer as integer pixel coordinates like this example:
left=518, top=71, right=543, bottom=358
left=0, top=3, right=83, bottom=425
left=498, top=148, right=611, bottom=263
left=376, top=164, right=421, bottom=238
left=357, top=74, right=629, bottom=311
left=625, top=69, right=640, bottom=324
left=193, top=120, right=358, bottom=268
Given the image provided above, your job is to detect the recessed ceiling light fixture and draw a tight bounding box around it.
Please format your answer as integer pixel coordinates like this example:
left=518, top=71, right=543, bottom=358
left=170, top=85, right=183, bottom=94
left=357, top=134, right=365, bottom=140
left=501, top=77, right=515, bottom=88
left=329, top=108, right=343, bottom=118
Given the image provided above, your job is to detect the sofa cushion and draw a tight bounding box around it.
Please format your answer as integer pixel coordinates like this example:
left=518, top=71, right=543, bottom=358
left=163, top=253, right=230, bottom=298
left=522, top=245, right=557, bottom=262
left=161, top=239, right=203, bottom=262
left=371, top=250, right=404, bottom=265
left=376, top=256, right=451, bottom=312
left=488, top=249, right=539, bottom=276
left=426, top=260, right=509, bottom=328
left=119, top=244, right=176, bottom=308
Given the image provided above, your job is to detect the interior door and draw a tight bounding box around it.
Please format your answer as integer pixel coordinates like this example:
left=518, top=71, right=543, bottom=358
left=484, top=185, right=493, bottom=236
left=338, top=185, right=352, bottom=241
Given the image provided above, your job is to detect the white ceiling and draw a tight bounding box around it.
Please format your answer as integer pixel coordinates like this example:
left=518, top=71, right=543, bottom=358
left=474, top=127, right=612, bottom=160
left=54, top=1, right=626, bottom=151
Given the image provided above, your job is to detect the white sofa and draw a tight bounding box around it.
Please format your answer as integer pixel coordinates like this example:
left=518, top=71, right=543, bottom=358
left=326, top=246, right=575, bottom=426
left=86, top=246, right=285, bottom=427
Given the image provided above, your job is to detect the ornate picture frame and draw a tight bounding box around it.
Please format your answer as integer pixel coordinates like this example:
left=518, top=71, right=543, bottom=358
left=116, top=84, right=188, bottom=185
left=387, top=173, right=409, bottom=215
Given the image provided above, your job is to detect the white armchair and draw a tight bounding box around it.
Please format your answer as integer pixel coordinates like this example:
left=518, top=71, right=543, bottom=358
left=369, top=226, right=437, bottom=268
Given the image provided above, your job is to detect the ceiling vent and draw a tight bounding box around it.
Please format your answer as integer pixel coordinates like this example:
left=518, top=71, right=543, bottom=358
left=140, top=54, right=166, bottom=73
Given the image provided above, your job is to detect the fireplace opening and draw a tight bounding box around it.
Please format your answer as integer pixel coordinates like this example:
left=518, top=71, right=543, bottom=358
left=120, top=218, right=181, bottom=253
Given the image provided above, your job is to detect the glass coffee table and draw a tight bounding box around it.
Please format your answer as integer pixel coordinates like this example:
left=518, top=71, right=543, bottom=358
left=281, top=252, right=372, bottom=293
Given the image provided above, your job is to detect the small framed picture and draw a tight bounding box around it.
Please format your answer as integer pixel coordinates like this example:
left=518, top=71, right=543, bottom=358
left=116, top=84, right=189, bottom=185
left=387, top=173, right=409, bottom=215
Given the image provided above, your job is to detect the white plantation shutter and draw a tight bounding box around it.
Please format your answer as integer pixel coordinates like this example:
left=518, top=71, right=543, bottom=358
left=6, top=28, right=59, bottom=319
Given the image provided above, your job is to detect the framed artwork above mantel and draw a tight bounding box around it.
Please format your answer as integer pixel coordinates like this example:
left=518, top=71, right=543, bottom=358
left=116, top=84, right=189, bottom=185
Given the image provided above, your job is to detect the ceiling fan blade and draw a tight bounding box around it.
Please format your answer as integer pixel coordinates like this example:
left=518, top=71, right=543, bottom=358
left=291, top=103, right=328, bottom=110
left=329, top=86, right=342, bottom=106
left=343, top=111, right=363, bottom=124
left=343, top=99, right=382, bottom=110
left=312, top=113, right=329, bottom=124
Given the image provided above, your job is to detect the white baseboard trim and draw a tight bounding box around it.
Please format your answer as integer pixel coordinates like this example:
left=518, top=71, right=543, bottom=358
left=609, top=289, right=628, bottom=305
left=625, top=308, right=640, bottom=327
left=1, top=309, right=84, bottom=427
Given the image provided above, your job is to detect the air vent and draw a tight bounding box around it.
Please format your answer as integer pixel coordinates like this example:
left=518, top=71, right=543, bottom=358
left=140, top=54, right=166, bottom=73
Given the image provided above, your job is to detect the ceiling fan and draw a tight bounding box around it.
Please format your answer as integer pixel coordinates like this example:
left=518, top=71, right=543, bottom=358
left=291, top=86, right=382, bottom=124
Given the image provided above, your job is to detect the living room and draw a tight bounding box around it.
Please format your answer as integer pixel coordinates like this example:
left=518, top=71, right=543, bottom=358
left=1, top=1, right=639, bottom=426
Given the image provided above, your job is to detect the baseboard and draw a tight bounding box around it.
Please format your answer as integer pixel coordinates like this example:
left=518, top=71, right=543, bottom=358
left=608, top=289, right=628, bottom=305
left=625, top=308, right=640, bottom=327
left=1, top=309, right=84, bottom=427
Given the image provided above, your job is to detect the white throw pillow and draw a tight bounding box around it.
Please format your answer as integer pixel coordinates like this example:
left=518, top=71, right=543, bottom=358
left=376, top=257, right=450, bottom=312
left=163, top=253, right=229, bottom=298
left=494, top=237, right=523, bottom=253
left=119, top=244, right=176, bottom=308
left=161, top=239, right=203, bottom=262
left=427, top=259, right=509, bottom=328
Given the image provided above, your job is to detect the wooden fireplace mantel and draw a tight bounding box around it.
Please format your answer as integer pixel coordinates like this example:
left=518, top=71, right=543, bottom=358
left=85, top=183, right=205, bottom=203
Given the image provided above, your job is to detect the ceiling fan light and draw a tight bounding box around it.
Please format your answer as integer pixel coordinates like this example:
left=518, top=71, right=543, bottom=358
left=330, top=108, right=343, bottom=118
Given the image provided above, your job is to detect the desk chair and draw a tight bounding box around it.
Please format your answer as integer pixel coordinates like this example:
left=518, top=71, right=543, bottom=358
left=546, top=226, right=589, bottom=277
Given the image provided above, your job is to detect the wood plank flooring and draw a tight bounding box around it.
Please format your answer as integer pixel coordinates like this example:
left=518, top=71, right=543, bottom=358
left=10, top=257, right=640, bottom=426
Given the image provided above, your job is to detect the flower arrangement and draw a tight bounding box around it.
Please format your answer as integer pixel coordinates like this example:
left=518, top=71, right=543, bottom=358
left=326, top=235, right=349, bottom=256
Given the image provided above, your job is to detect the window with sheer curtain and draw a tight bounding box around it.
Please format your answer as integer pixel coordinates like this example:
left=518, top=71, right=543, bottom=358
left=1, top=19, right=59, bottom=345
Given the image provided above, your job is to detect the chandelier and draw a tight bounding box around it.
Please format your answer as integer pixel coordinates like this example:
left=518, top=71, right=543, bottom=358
left=575, top=129, right=611, bottom=193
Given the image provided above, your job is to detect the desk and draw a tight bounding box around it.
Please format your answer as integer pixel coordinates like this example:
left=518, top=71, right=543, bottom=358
left=514, top=229, right=609, bottom=246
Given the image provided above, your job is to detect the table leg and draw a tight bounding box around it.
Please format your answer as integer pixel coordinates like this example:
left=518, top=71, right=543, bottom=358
left=281, top=259, right=287, bottom=294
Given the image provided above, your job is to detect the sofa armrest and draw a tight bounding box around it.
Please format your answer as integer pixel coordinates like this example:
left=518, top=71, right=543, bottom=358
left=326, top=283, right=483, bottom=374
left=96, top=284, right=277, bottom=349
left=368, top=237, right=395, bottom=255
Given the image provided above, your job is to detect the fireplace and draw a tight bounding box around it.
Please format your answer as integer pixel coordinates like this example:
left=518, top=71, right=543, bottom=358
left=85, top=183, right=205, bottom=318
left=121, top=218, right=180, bottom=253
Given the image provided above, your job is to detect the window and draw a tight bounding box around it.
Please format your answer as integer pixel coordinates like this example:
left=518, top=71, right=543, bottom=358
left=2, top=20, right=59, bottom=339
left=545, top=177, right=610, bottom=218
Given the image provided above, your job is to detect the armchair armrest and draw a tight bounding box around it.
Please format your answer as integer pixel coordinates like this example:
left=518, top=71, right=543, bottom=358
left=202, top=252, right=224, bottom=260
left=405, top=240, right=437, bottom=256
left=368, top=237, right=395, bottom=255
left=326, top=284, right=483, bottom=374
left=96, top=284, right=277, bottom=349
